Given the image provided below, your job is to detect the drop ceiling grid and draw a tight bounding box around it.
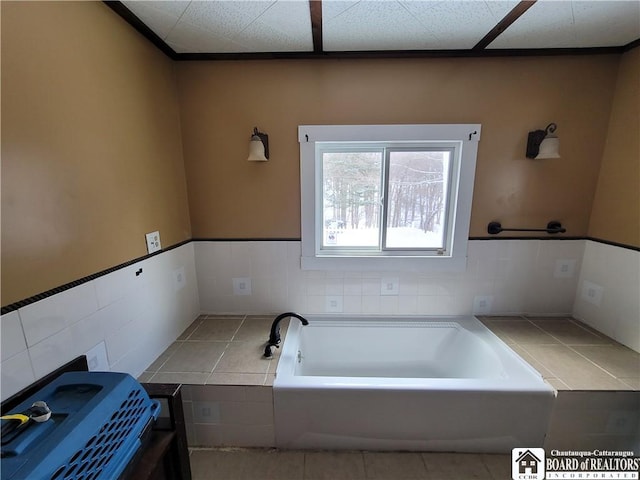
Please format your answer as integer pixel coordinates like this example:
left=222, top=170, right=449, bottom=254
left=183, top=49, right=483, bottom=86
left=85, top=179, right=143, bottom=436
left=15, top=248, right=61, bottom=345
left=118, top=0, right=640, bottom=55
left=488, top=0, right=640, bottom=49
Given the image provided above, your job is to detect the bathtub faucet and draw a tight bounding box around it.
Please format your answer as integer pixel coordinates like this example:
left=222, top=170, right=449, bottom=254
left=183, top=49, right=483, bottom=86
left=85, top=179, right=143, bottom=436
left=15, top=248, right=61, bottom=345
left=263, top=312, right=309, bottom=358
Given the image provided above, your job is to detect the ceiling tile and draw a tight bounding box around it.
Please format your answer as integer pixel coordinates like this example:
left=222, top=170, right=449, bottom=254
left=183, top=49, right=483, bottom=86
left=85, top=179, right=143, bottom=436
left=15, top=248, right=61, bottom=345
left=255, top=0, right=312, bottom=40
left=323, top=1, right=436, bottom=51
left=572, top=1, right=640, bottom=46
left=121, top=1, right=188, bottom=39
left=234, top=19, right=312, bottom=51
left=322, top=1, right=360, bottom=22
left=178, top=1, right=271, bottom=40
left=400, top=0, right=520, bottom=49
left=165, top=19, right=240, bottom=53
left=488, top=0, right=640, bottom=49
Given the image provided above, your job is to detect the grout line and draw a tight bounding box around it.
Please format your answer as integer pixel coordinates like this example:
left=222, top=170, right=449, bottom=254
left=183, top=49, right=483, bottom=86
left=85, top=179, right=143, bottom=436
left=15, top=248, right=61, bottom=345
left=619, top=378, right=640, bottom=391
left=567, top=318, right=612, bottom=341
left=515, top=344, right=566, bottom=381
left=209, top=341, right=232, bottom=374
left=520, top=318, right=624, bottom=381
left=229, top=315, right=247, bottom=342
left=180, top=316, right=205, bottom=341
left=564, top=344, right=621, bottom=379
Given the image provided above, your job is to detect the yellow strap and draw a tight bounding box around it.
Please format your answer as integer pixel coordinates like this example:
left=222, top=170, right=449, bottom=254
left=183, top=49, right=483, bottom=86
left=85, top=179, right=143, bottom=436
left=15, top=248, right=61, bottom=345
left=1, top=414, right=30, bottom=425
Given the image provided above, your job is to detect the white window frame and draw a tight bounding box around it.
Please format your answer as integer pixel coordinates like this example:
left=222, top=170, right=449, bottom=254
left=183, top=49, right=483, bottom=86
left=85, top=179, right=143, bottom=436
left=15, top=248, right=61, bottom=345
left=299, top=124, right=481, bottom=271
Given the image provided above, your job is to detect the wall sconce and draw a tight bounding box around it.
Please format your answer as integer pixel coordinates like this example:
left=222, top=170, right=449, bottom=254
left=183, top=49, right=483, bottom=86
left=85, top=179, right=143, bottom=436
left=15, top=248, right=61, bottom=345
left=526, top=123, right=560, bottom=159
left=247, top=127, right=269, bottom=162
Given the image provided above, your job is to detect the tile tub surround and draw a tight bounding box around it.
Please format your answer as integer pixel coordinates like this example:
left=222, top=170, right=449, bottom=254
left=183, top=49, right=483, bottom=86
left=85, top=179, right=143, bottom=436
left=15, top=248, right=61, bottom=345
left=139, top=315, right=288, bottom=386
left=144, top=314, right=639, bottom=391
left=0, top=243, right=200, bottom=401
left=146, top=314, right=639, bottom=450
left=573, top=240, right=640, bottom=352
left=477, top=316, right=640, bottom=390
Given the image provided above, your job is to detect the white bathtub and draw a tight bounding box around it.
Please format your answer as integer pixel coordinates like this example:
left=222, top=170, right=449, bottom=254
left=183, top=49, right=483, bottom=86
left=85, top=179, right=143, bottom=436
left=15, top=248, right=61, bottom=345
left=273, top=315, right=555, bottom=453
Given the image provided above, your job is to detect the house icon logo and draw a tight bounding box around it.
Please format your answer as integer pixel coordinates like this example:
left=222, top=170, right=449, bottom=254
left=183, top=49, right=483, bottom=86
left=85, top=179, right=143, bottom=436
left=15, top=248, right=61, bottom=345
left=512, top=448, right=545, bottom=480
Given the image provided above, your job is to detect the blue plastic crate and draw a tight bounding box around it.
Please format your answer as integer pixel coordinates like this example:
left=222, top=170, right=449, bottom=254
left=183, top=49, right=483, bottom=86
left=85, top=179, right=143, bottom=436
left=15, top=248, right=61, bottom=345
left=1, top=371, right=160, bottom=480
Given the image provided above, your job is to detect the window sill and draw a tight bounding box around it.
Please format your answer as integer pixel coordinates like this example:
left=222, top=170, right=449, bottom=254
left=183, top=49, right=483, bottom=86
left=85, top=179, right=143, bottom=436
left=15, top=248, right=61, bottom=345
left=300, top=255, right=468, bottom=272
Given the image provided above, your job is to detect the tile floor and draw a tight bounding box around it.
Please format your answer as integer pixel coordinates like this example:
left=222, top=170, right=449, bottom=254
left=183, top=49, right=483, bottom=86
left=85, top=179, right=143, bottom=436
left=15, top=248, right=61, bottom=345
left=141, top=314, right=639, bottom=391
left=189, top=448, right=512, bottom=480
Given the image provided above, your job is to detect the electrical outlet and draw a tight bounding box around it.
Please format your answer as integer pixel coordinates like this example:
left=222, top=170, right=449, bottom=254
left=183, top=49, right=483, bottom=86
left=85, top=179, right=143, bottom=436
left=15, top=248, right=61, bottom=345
left=232, top=277, right=252, bottom=296
left=581, top=280, right=603, bottom=306
left=554, top=259, right=577, bottom=278
left=85, top=342, right=109, bottom=371
left=380, top=277, right=399, bottom=296
left=325, top=296, right=343, bottom=313
left=193, top=401, right=220, bottom=424
left=473, top=295, right=494, bottom=314
left=145, top=231, right=162, bottom=254
left=173, top=266, right=186, bottom=292
left=605, top=411, right=638, bottom=435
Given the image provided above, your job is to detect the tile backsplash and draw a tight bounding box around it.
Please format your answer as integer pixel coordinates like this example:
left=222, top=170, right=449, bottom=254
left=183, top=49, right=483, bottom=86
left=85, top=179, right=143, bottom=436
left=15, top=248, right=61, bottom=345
left=195, top=239, right=587, bottom=316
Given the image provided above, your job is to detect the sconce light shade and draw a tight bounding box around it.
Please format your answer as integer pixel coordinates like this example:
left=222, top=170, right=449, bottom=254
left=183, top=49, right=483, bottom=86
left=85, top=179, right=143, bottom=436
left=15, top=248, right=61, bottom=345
left=526, top=123, right=560, bottom=159
left=248, top=127, right=269, bottom=162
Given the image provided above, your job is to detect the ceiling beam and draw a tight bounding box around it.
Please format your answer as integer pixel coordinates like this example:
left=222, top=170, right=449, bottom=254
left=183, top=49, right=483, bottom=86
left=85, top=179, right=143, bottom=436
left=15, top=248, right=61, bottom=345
left=103, top=1, right=178, bottom=59
left=309, top=0, right=323, bottom=54
left=473, top=0, right=537, bottom=50
left=175, top=46, right=624, bottom=62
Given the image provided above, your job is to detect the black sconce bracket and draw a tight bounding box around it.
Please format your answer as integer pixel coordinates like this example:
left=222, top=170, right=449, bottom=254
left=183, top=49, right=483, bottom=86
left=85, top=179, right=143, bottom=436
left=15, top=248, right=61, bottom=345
left=526, top=123, right=557, bottom=159
left=253, top=127, right=269, bottom=159
left=487, top=221, right=566, bottom=235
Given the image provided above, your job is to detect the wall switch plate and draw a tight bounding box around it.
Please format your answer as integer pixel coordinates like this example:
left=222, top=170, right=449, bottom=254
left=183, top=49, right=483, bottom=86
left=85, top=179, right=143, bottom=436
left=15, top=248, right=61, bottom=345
left=473, top=295, right=494, bottom=314
left=232, top=277, right=252, bottom=296
left=325, top=295, right=343, bottom=313
left=145, top=231, right=161, bottom=254
left=381, top=277, right=399, bottom=296
left=173, top=266, right=186, bottom=292
left=554, top=259, right=577, bottom=278
left=581, top=280, right=603, bottom=306
left=85, top=342, right=109, bottom=371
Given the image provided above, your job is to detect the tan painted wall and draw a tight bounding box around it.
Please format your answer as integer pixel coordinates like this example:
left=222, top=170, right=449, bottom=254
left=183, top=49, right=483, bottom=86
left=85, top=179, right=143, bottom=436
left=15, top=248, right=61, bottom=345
left=1, top=2, right=192, bottom=305
left=588, top=48, right=640, bottom=248
left=176, top=56, right=619, bottom=240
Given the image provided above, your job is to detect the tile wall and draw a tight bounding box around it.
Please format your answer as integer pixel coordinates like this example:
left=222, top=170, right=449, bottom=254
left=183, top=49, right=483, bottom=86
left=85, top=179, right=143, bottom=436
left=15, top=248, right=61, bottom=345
left=573, top=240, right=640, bottom=352
left=182, top=384, right=275, bottom=447
left=545, top=391, right=640, bottom=452
left=0, top=243, right=200, bottom=401
left=194, top=239, right=586, bottom=317
left=2, top=238, right=637, bottom=402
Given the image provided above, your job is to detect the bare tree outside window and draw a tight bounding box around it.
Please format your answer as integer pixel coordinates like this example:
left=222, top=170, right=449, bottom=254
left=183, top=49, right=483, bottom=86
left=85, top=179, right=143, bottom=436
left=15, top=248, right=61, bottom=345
left=385, top=150, right=449, bottom=249
left=322, top=151, right=382, bottom=247
left=321, top=149, right=450, bottom=250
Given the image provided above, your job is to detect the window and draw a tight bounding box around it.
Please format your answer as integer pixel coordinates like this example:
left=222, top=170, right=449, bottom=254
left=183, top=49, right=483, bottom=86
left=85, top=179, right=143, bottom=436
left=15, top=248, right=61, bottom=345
left=299, top=124, right=481, bottom=271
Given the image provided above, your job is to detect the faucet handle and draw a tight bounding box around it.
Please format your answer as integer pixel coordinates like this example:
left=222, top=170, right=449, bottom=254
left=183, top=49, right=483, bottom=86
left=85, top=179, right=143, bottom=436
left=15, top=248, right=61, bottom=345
left=263, top=342, right=279, bottom=358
